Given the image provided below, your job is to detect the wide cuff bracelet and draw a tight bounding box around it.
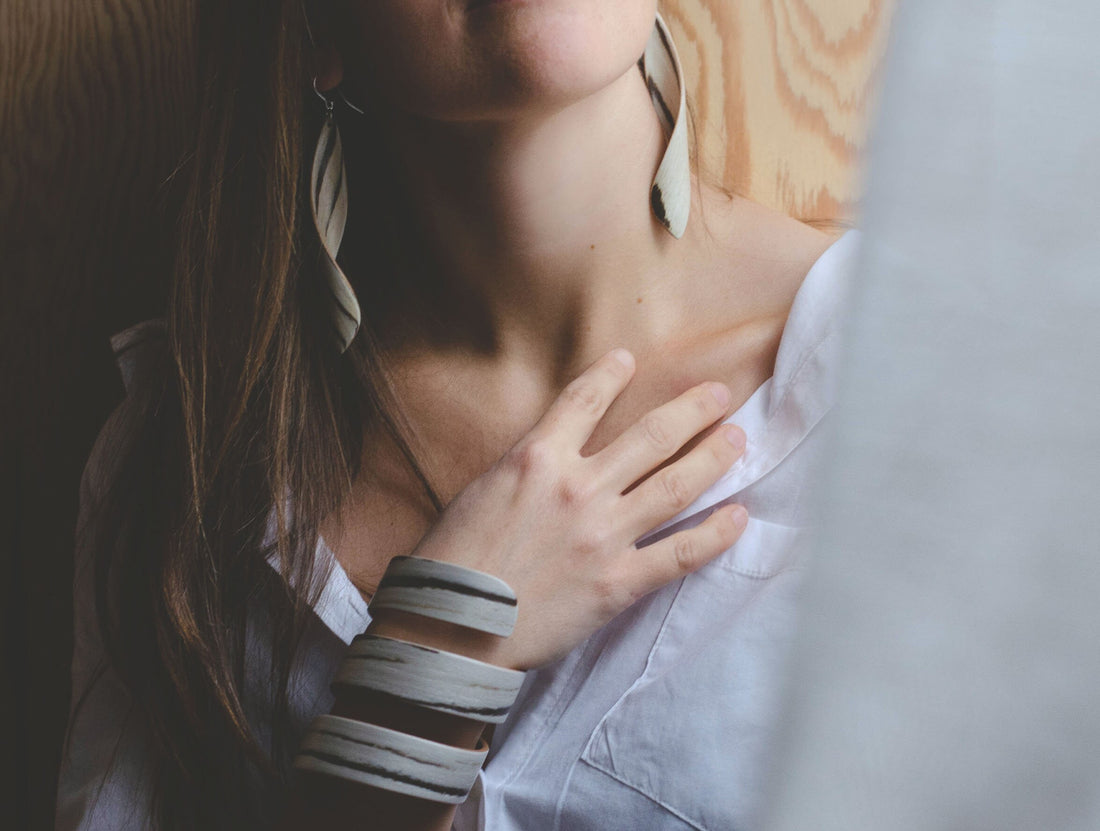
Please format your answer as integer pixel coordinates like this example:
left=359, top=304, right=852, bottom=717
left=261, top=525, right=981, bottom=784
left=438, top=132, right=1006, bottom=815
left=334, top=634, right=525, bottom=723
left=368, top=555, right=519, bottom=637
left=293, top=714, right=488, bottom=804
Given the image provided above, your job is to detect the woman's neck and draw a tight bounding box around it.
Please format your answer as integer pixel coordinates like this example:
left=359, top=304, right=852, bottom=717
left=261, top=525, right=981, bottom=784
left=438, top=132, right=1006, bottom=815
left=352, top=61, right=694, bottom=374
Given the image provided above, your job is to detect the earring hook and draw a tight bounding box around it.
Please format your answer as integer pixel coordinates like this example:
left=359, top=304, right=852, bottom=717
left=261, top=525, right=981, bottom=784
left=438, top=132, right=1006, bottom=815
left=337, top=88, right=366, bottom=116
left=313, top=77, right=335, bottom=116
left=303, top=2, right=356, bottom=118
left=303, top=2, right=335, bottom=115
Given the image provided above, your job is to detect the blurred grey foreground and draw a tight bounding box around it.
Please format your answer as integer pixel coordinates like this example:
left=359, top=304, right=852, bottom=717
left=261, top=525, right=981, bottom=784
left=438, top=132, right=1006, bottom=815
left=762, top=2, right=1100, bottom=829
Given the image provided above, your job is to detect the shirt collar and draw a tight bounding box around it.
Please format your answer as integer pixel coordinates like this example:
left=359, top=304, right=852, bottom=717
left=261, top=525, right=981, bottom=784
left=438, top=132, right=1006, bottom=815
left=639, top=229, right=863, bottom=542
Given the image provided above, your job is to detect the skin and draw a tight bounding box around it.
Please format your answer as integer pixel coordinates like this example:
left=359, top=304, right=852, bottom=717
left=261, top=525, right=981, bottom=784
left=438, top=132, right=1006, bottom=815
left=293, top=0, right=836, bottom=826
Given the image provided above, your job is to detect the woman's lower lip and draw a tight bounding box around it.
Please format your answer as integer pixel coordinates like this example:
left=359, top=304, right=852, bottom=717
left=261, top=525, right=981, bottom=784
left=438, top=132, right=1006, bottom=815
left=469, top=0, right=528, bottom=10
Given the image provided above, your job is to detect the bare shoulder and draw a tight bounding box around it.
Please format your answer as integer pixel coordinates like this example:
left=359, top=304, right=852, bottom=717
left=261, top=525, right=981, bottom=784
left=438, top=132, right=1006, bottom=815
left=633, top=186, right=841, bottom=417
left=686, top=185, right=839, bottom=321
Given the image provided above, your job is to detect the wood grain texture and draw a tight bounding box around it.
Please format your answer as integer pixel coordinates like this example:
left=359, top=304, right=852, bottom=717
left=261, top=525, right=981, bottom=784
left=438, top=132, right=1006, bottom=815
left=0, top=2, right=893, bottom=828
left=661, top=0, right=895, bottom=221
left=1, top=2, right=194, bottom=829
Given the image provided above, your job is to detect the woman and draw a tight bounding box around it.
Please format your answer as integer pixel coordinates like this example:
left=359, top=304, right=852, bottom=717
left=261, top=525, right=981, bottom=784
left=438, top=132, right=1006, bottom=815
left=57, top=1, right=859, bottom=829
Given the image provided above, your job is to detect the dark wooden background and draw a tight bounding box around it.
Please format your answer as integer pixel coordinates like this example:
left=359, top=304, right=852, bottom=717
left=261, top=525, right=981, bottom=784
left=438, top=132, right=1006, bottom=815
left=0, top=1, right=890, bottom=827
left=1, top=1, right=196, bottom=826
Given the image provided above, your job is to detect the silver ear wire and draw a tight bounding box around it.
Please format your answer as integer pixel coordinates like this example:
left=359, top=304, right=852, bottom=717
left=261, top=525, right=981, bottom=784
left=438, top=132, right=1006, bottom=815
left=302, top=1, right=363, bottom=118
left=303, top=3, right=333, bottom=115
left=313, top=77, right=335, bottom=116
left=337, top=88, right=366, bottom=116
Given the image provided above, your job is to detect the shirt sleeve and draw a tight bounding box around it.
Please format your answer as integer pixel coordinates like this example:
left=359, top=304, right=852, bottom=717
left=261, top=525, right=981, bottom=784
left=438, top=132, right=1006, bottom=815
left=56, top=321, right=169, bottom=830
left=55, top=399, right=158, bottom=831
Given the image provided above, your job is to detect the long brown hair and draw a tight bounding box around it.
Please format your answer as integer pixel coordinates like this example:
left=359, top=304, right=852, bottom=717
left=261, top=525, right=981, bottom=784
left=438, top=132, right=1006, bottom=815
left=82, top=1, right=439, bottom=827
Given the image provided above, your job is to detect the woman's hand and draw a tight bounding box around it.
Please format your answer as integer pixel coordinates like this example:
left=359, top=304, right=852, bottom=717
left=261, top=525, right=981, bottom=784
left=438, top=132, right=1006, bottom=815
left=370, top=348, right=749, bottom=671
left=306, top=349, right=749, bottom=829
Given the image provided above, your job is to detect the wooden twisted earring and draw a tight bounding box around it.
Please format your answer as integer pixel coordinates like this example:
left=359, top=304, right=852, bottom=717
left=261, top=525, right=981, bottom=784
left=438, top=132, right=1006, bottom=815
left=310, top=81, right=362, bottom=353
left=644, top=12, right=692, bottom=239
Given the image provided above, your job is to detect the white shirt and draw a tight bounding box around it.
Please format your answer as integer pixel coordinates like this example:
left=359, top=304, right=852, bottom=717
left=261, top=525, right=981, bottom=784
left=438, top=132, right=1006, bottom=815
left=57, top=229, right=860, bottom=830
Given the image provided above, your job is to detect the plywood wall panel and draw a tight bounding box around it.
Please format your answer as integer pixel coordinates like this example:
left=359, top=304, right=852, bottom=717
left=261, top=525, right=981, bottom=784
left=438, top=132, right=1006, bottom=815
left=661, top=0, right=895, bottom=221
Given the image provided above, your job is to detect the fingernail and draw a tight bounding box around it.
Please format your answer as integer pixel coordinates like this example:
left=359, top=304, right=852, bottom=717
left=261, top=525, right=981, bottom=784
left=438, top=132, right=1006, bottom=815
left=611, top=348, right=634, bottom=370
left=724, top=425, right=746, bottom=449
left=729, top=505, right=749, bottom=530
left=709, top=383, right=731, bottom=407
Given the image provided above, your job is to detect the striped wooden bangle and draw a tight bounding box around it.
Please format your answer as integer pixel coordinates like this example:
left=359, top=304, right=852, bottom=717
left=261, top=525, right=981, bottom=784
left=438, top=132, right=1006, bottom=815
left=334, top=635, right=525, bottom=723
left=294, top=714, right=488, bottom=804
left=369, top=556, right=519, bottom=637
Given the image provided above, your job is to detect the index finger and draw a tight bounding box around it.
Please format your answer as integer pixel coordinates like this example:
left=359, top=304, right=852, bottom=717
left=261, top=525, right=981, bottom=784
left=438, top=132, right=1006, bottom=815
left=527, top=349, right=636, bottom=451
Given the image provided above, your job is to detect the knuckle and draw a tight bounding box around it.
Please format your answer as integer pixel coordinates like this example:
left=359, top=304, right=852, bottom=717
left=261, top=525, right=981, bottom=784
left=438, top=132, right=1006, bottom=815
left=717, top=507, right=748, bottom=545
left=660, top=471, right=692, bottom=511
left=673, top=535, right=698, bottom=573
left=709, top=436, right=736, bottom=465
left=554, top=474, right=594, bottom=508
left=591, top=569, right=633, bottom=615
left=563, top=382, right=603, bottom=415
left=641, top=413, right=674, bottom=453
left=574, top=521, right=613, bottom=556
left=604, top=354, right=631, bottom=380
left=506, top=440, right=554, bottom=477
left=695, top=386, right=720, bottom=416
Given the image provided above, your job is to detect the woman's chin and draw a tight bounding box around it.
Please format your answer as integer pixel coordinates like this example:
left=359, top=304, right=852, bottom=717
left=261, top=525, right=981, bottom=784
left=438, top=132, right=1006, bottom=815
left=343, top=0, right=654, bottom=123
left=450, top=7, right=652, bottom=120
